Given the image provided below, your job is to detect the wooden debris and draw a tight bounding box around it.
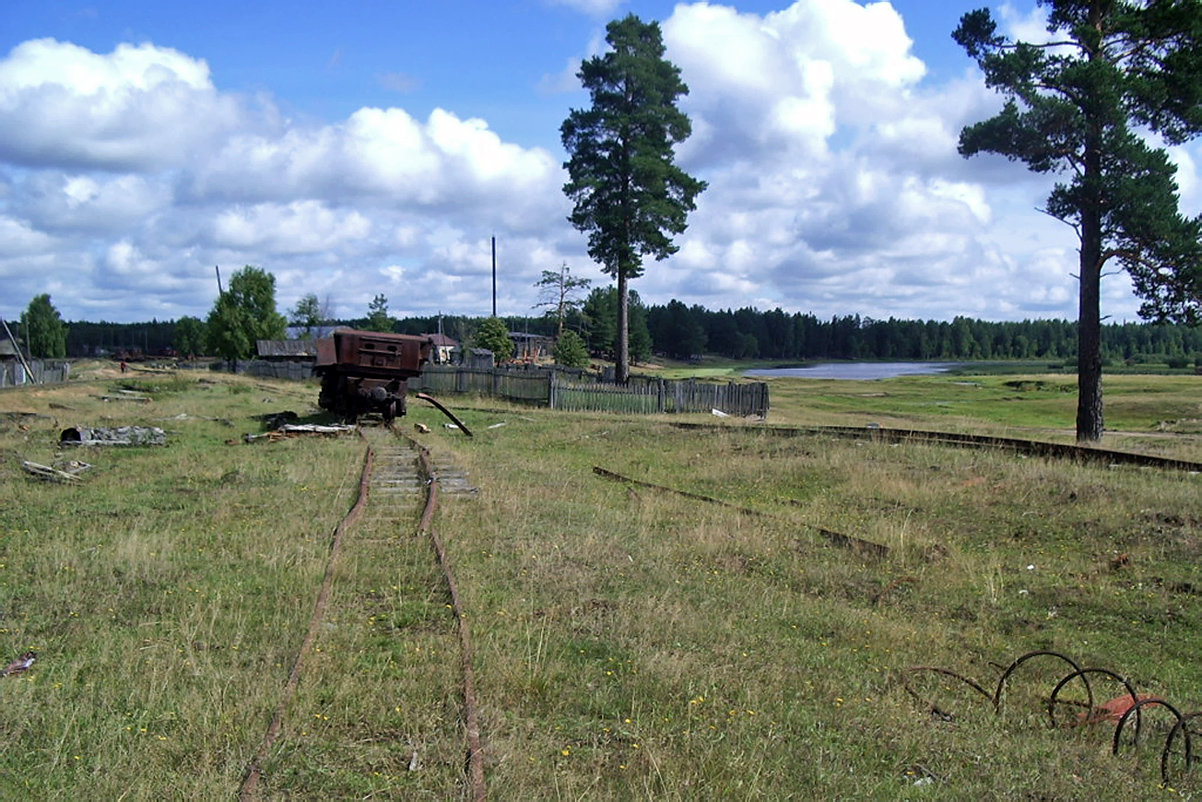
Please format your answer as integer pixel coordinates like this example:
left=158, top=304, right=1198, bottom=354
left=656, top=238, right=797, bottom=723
left=240, top=423, right=356, bottom=443
left=95, top=392, right=152, bottom=403
left=21, top=461, right=86, bottom=483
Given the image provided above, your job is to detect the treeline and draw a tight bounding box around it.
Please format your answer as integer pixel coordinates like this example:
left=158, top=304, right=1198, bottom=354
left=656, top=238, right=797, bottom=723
left=643, top=303, right=1202, bottom=365
left=66, top=320, right=177, bottom=357
left=62, top=302, right=1202, bottom=366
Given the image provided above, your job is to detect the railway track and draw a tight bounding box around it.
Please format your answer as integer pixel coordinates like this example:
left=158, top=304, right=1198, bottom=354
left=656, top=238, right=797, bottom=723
left=366, top=424, right=475, bottom=509
left=672, top=422, right=1202, bottom=472
left=241, top=423, right=483, bottom=800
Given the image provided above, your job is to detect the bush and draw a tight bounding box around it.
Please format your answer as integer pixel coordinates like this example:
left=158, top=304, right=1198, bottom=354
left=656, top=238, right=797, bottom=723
left=553, top=330, right=590, bottom=369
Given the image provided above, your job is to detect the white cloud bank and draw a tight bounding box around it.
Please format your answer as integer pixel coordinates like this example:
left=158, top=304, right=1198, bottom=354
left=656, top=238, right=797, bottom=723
left=1, top=1, right=1192, bottom=326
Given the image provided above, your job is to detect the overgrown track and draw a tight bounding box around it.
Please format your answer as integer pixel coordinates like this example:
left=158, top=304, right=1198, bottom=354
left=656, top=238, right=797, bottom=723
left=357, top=424, right=485, bottom=800
left=672, top=422, right=1202, bottom=472
left=592, top=465, right=890, bottom=558
left=240, top=443, right=375, bottom=799
left=240, top=424, right=483, bottom=800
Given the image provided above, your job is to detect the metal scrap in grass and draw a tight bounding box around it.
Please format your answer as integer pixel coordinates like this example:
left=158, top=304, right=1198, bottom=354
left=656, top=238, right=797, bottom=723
left=899, top=649, right=1202, bottom=787
left=591, top=465, right=889, bottom=559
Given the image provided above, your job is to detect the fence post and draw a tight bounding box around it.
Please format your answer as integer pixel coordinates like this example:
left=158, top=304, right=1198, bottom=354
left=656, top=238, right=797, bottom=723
left=549, top=370, right=557, bottom=409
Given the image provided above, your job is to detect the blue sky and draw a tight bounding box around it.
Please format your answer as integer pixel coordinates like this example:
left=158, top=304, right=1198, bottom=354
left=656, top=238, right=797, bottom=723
left=2, top=0, right=1196, bottom=326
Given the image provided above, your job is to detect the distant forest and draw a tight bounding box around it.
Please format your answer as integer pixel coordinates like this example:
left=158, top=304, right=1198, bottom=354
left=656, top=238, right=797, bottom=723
left=62, top=304, right=1202, bottom=367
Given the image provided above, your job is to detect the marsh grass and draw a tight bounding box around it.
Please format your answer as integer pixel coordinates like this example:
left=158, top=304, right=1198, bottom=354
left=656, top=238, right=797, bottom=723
left=0, top=368, right=1199, bottom=798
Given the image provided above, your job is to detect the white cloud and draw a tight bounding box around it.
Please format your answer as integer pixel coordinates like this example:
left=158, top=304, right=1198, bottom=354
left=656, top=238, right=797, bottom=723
left=20, top=172, right=171, bottom=232
left=0, top=214, right=55, bottom=254
left=999, top=2, right=1052, bottom=45
left=0, top=39, right=245, bottom=170
left=0, top=1, right=1171, bottom=326
left=544, top=0, right=626, bottom=17
left=212, top=201, right=372, bottom=254
left=193, top=106, right=562, bottom=228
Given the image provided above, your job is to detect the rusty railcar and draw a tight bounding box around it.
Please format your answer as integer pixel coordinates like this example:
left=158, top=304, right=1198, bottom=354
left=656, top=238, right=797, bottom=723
left=313, top=329, right=433, bottom=422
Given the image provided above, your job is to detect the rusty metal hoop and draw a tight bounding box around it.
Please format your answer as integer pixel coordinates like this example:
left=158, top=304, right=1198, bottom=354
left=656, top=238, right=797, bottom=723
left=1114, top=697, right=1183, bottom=755
left=1048, top=668, right=1137, bottom=733
left=1161, top=710, right=1202, bottom=787
left=993, top=650, right=1085, bottom=715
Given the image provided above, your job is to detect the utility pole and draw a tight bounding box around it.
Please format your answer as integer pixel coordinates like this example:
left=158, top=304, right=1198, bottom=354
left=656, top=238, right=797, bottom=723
left=491, top=237, right=497, bottom=317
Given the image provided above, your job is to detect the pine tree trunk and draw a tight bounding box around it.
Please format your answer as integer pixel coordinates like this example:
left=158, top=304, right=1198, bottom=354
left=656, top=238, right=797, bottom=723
left=1076, top=127, right=1104, bottom=443
left=1077, top=255, right=1104, bottom=443
left=616, top=270, right=630, bottom=385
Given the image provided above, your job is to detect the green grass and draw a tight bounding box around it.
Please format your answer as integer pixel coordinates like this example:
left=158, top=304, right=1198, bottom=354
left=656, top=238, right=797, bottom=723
left=0, top=364, right=1199, bottom=798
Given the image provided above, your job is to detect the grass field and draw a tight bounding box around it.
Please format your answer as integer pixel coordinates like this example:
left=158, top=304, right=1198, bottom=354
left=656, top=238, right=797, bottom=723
left=1, top=361, right=1199, bottom=799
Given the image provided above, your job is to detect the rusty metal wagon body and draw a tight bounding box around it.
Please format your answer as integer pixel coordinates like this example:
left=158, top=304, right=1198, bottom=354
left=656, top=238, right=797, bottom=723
left=313, top=329, right=433, bottom=422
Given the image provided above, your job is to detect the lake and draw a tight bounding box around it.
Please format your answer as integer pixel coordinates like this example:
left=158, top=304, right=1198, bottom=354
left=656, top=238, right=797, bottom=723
left=744, top=361, right=961, bottom=380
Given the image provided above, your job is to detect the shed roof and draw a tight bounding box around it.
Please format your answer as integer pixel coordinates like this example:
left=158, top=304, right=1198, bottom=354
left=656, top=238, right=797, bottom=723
left=256, top=339, right=318, bottom=358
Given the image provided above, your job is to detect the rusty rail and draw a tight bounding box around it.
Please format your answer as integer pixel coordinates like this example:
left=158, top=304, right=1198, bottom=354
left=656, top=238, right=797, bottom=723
left=413, top=437, right=486, bottom=800
left=592, top=465, right=889, bottom=559
left=415, top=392, right=474, bottom=437
left=240, top=445, right=374, bottom=799
left=671, top=422, right=1202, bottom=473
left=239, top=429, right=486, bottom=799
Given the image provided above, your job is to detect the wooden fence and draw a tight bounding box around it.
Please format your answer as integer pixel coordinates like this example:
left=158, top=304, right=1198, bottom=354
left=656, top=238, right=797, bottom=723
left=218, top=361, right=770, bottom=418
left=415, top=366, right=553, bottom=404
left=550, top=374, right=769, bottom=417
left=236, top=359, right=316, bottom=381
left=416, top=365, right=769, bottom=418
left=0, top=359, right=71, bottom=388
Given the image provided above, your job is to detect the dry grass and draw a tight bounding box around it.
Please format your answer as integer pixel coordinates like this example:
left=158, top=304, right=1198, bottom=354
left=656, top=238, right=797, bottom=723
left=0, top=364, right=1199, bottom=799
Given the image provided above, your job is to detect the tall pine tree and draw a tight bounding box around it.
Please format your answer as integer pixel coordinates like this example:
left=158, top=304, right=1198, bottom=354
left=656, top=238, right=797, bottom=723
left=561, top=14, right=706, bottom=384
left=955, top=0, right=1202, bottom=442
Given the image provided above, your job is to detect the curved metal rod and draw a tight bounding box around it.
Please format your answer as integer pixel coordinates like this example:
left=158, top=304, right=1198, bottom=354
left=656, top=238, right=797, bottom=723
left=993, top=650, right=1085, bottom=714
left=1111, top=696, right=1182, bottom=754
left=901, top=666, right=993, bottom=720
left=415, top=392, right=473, bottom=437
left=1049, top=668, right=1137, bottom=732
left=1162, top=710, right=1202, bottom=787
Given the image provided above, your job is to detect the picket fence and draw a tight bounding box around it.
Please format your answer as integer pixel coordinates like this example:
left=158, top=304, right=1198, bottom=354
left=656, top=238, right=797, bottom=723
left=227, top=361, right=769, bottom=418
left=416, top=365, right=769, bottom=418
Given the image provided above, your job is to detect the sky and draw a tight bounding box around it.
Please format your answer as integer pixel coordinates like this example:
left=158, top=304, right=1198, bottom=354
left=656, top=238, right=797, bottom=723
left=2, top=0, right=1199, bottom=327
